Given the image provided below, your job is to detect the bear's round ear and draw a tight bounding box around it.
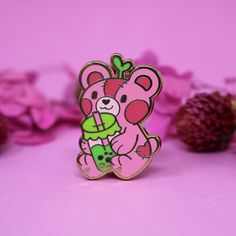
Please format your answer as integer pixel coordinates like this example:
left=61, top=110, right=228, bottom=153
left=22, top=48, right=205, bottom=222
left=79, top=62, right=112, bottom=89
left=129, top=66, right=162, bottom=97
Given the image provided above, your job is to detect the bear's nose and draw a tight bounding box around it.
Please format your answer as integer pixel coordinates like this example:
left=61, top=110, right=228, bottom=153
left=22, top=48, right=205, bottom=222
left=102, top=99, right=110, bottom=105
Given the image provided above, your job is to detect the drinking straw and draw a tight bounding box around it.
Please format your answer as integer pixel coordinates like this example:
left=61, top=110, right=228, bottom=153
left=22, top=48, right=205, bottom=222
left=92, top=112, right=109, bottom=146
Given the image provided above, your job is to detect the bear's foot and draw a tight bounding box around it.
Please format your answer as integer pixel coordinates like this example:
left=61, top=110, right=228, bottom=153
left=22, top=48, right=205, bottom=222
left=77, top=153, right=106, bottom=180
left=111, top=154, right=153, bottom=180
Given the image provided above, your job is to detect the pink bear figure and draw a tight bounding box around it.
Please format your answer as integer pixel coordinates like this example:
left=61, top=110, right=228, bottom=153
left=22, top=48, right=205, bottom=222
left=77, top=54, right=162, bottom=180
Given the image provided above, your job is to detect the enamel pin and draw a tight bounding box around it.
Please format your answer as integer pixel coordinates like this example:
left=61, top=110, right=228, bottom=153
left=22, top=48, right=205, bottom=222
left=77, top=54, right=162, bottom=180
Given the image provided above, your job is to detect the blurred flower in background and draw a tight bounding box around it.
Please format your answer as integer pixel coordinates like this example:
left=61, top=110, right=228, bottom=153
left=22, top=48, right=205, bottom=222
left=0, top=67, right=82, bottom=145
left=136, top=51, right=193, bottom=139
left=0, top=51, right=235, bottom=153
left=136, top=51, right=236, bottom=152
left=176, top=92, right=236, bottom=152
left=0, top=114, right=7, bottom=145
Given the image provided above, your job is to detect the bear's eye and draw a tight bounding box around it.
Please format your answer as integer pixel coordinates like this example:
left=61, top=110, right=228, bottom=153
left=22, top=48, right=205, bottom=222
left=91, top=91, right=98, bottom=99
left=120, top=95, right=127, bottom=103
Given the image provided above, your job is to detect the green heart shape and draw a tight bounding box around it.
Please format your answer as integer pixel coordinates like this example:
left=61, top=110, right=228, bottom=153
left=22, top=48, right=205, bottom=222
left=111, top=54, right=133, bottom=78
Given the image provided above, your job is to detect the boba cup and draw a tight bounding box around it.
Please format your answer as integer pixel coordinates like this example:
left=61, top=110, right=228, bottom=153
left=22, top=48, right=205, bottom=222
left=81, top=112, right=121, bottom=172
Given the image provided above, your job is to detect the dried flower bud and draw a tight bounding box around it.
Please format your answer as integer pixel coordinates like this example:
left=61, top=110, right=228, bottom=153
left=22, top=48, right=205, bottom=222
left=176, top=92, right=236, bottom=152
left=0, top=115, right=7, bottom=145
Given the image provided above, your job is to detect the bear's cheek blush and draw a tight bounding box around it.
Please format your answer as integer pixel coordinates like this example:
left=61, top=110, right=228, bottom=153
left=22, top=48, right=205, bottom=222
left=125, top=100, right=149, bottom=124
left=81, top=98, right=92, bottom=116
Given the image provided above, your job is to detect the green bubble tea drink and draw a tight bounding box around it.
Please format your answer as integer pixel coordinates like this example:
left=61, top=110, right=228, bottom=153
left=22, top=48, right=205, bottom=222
left=81, top=112, right=121, bottom=172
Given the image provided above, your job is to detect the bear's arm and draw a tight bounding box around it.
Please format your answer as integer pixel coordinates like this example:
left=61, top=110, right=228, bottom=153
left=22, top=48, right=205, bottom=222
left=79, top=138, right=91, bottom=154
left=111, top=130, right=139, bottom=155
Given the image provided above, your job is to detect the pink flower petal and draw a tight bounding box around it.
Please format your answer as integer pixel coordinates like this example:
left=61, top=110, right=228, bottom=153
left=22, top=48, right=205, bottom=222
left=52, top=103, right=82, bottom=124
left=63, top=82, right=79, bottom=105
left=0, top=81, right=45, bottom=109
left=164, top=75, right=192, bottom=100
left=0, top=100, right=26, bottom=117
left=135, top=51, right=159, bottom=67
left=156, top=94, right=182, bottom=115
left=0, top=70, right=38, bottom=83
left=15, top=90, right=45, bottom=107
left=17, top=114, right=34, bottom=128
left=135, top=51, right=193, bottom=103
left=145, top=112, right=172, bottom=139
left=12, top=130, right=54, bottom=145
left=31, top=106, right=57, bottom=130
left=0, top=82, right=26, bottom=99
left=159, top=65, right=178, bottom=77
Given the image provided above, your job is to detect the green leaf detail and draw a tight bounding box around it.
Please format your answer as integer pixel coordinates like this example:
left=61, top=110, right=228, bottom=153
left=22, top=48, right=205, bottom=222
left=111, top=54, right=133, bottom=78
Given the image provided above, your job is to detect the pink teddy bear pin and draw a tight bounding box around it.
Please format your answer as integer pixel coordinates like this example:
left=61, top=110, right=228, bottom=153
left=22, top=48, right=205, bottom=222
left=77, top=54, right=163, bottom=180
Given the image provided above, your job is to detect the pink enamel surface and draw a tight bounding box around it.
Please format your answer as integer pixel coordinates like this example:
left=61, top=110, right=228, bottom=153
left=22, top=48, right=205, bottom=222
left=1, top=0, right=236, bottom=235
left=79, top=62, right=160, bottom=179
left=130, top=67, right=162, bottom=97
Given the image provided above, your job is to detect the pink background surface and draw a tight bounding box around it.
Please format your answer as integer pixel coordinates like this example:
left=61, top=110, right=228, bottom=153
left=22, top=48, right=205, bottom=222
left=0, top=0, right=236, bottom=235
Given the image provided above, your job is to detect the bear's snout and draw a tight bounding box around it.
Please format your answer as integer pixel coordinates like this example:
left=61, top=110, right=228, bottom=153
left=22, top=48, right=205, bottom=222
left=102, top=99, right=110, bottom=105
left=96, top=96, right=120, bottom=116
